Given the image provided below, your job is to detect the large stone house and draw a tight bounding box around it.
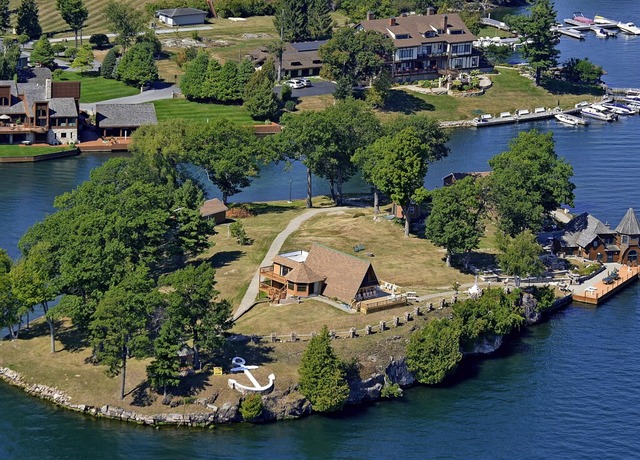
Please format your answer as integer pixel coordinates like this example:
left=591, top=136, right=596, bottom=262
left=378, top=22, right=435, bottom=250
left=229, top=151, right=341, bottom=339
left=0, top=78, right=80, bottom=145
left=356, top=12, right=479, bottom=81
left=549, top=208, right=640, bottom=265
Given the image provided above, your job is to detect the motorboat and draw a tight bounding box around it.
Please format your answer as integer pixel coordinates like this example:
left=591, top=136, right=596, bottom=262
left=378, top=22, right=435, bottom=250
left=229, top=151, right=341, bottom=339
left=555, top=113, right=589, bottom=125
left=601, top=101, right=636, bottom=115
left=594, top=15, right=618, bottom=26
left=617, top=22, right=640, bottom=35
left=581, top=106, right=618, bottom=121
left=594, top=27, right=616, bottom=38
left=573, top=12, right=595, bottom=25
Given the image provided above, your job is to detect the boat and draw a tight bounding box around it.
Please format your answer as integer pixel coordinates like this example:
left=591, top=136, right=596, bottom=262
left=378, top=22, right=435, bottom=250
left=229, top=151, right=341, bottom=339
left=595, top=28, right=608, bottom=38
left=581, top=106, right=618, bottom=121
left=617, top=22, right=640, bottom=35
left=555, top=113, right=589, bottom=125
left=601, top=101, right=636, bottom=115
left=594, top=15, right=618, bottom=26
left=573, top=12, right=595, bottom=25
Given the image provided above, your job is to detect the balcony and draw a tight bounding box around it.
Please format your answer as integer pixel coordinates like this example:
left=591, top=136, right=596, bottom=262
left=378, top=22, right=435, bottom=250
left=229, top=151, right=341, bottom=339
left=0, top=123, right=47, bottom=134
left=259, top=265, right=287, bottom=284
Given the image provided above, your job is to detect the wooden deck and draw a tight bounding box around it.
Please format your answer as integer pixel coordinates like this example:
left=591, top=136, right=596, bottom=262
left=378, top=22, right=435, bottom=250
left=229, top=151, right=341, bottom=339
left=572, top=265, right=640, bottom=305
left=78, top=137, right=131, bottom=153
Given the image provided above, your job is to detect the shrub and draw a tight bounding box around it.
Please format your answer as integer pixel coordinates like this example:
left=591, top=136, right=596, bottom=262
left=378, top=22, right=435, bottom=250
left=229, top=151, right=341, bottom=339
left=52, top=43, right=66, bottom=56
left=284, top=99, right=297, bottom=112
left=230, top=221, right=250, bottom=245
left=380, top=382, right=402, bottom=398
left=89, top=34, right=109, bottom=48
left=280, top=82, right=292, bottom=102
left=239, top=393, right=263, bottom=421
left=64, top=47, right=78, bottom=60
left=175, top=47, right=198, bottom=68
left=352, top=212, right=365, bottom=218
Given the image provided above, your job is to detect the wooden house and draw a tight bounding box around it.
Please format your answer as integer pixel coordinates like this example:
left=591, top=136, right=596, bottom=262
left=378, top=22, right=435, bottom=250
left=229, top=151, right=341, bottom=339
left=199, top=198, right=228, bottom=224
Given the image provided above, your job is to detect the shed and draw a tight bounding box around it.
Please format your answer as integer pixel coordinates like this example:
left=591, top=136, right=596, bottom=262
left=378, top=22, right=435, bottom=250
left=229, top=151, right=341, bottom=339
left=156, top=8, right=207, bottom=26
left=199, top=198, right=228, bottom=224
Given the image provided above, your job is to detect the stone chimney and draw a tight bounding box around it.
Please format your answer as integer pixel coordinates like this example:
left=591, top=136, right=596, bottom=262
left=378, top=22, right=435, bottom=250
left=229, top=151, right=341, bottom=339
left=443, top=15, right=448, bottom=32
left=389, top=17, right=397, bottom=26
left=45, top=79, right=52, bottom=100
left=366, top=11, right=374, bottom=21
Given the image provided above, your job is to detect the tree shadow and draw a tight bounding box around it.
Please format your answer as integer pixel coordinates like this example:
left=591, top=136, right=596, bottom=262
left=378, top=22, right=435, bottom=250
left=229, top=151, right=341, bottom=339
left=381, top=90, right=435, bottom=114
left=56, top=322, right=90, bottom=353
left=207, top=250, right=243, bottom=269
left=130, top=381, right=157, bottom=407
left=541, top=79, right=604, bottom=96
left=177, top=370, right=212, bottom=396
left=220, top=340, right=275, bottom=368
left=451, top=252, right=499, bottom=274
left=244, top=202, right=298, bottom=215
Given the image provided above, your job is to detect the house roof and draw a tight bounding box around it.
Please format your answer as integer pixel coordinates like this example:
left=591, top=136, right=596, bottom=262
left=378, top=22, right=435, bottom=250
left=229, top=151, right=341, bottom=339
left=615, top=208, right=640, bottom=235
left=49, top=97, right=77, bottom=118
left=285, top=263, right=325, bottom=283
left=304, top=243, right=376, bottom=303
left=157, top=8, right=207, bottom=18
left=357, top=13, right=476, bottom=47
left=273, top=254, right=300, bottom=269
left=96, top=103, right=157, bottom=128
left=560, top=212, right=613, bottom=248
left=199, top=198, right=228, bottom=217
left=282, top=42, right=325, bottom=71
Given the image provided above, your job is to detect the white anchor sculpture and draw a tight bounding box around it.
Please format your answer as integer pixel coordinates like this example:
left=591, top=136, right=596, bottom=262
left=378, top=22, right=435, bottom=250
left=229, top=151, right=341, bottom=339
left=227, top=357, right=275, bottom=394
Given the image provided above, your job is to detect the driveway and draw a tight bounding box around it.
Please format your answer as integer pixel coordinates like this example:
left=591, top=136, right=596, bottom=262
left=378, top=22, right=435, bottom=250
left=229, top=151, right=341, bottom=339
left=274, top=80, right=335, bottom=97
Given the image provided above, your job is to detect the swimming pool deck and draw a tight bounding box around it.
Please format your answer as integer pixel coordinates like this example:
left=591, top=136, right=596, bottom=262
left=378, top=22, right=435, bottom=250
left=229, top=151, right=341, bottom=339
left=571, top=263, right=639, bottom=305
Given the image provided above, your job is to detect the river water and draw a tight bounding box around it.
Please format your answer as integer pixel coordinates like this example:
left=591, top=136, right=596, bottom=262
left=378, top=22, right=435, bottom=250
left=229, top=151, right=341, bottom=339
left=2, top=1, right=640, bottom=458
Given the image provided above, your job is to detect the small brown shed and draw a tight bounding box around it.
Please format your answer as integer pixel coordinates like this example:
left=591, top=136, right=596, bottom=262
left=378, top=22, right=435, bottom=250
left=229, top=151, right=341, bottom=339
left=199, top=198, right=228, bottom=224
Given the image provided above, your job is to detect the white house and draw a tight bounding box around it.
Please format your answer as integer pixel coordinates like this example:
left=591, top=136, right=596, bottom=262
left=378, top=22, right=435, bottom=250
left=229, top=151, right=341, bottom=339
left=156, top=8, right=207, bottom=26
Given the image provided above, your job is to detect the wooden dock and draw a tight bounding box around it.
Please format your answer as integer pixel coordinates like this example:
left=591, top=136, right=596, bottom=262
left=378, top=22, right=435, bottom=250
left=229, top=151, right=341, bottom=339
left=473, top=108, right=581, bottom=128
left=572, top=265, right=639, bottom=305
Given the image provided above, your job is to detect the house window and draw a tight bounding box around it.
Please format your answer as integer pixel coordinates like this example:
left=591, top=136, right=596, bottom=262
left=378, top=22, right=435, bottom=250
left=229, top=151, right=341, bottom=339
left=61, top=132, right=67, bottom=138
left=398, top=48, right=413, bottom=59
left=607, top=253, right=614, bottom=263
left=452, top=58, right=464, bottom=69
left=422, top=45, right=432, bottom=55
left=629, top=250, right=638, bottom=262
left=597, top=253, right=603, bottom=262
left=297, top=284, right=307, bottom=293
left=622, top=235, right=629, bottom=245
left=472, top=56, right=479, bottom=67
left=287, top=281, right=294, bottom=290
left=451, top=44, right=471, bottom=54
left=0, top=97, right=7, bottom=106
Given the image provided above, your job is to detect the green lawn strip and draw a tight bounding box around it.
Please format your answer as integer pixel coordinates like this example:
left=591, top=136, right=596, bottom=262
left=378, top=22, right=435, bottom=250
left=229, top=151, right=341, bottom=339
left=0, top=145, right=75, bottom=157
left=152, top=99, right=254, bottom=124
left=477, top=26, right=515, bottom=38
left=53, top=72, right=139, bottom=103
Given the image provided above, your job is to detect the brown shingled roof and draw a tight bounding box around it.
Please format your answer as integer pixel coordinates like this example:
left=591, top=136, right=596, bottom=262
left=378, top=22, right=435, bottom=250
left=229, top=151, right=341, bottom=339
left=305, top=244, right=377, bottom=303
left=199, top=198, right=228, bottom=217
left=285, top=263, right=325, bottom=283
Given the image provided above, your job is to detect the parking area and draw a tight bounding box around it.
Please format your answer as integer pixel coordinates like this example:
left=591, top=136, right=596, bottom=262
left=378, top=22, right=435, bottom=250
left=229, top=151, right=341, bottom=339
left=273, top=80, right=336, bottom=97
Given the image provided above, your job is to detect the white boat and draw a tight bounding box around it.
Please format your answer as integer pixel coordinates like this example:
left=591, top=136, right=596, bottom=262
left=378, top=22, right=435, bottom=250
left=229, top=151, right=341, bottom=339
left=617, top=22, right=640, bottom=35
left=601, top=102, right=636, bottom=115
left=581, top=106, right=618, bottom=121
left=555, top=113, right=589, bottom=125
left=594, top=15, right=618, bottom=26
left=594, top=28, right=616, bottom=38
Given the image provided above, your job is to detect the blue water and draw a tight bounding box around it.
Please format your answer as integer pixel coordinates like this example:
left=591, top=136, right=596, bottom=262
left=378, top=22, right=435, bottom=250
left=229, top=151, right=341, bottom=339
left=1, top=1, right=640, bottom=457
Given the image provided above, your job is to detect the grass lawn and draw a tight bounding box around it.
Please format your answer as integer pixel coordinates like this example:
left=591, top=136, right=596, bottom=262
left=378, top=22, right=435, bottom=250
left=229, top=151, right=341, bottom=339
left=383, top=67, right=600, bottom=121
left=0, top=145, right=75, bottom=157
left=477, top=26, right=515, bottom=38
left=54, top=72, right=139, bottom=104
left=152, top=99, right=254, bottom=124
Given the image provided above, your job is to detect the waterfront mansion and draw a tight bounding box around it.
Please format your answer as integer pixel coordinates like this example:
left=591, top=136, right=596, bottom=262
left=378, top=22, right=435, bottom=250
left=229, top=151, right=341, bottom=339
left=356, top=12, right=479, bottom=81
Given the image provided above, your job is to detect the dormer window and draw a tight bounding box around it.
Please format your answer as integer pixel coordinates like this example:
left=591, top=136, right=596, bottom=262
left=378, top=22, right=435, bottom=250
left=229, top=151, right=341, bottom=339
left=424, top=30, right=437, bottom=38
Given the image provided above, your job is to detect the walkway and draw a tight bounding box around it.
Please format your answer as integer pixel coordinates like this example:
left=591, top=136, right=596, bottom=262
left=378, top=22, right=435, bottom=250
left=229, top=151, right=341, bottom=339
left=233, top=206, right=350, bottom=320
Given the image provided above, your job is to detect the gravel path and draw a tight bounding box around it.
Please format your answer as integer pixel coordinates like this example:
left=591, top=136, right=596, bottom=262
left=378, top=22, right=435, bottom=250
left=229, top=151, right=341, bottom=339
left=232, top=206, right=350, bottom=320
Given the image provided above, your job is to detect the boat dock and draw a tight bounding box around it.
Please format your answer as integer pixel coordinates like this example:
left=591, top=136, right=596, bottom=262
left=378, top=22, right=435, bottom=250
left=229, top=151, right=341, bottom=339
left=480, top=17, right=510, bottom=31
left=571, top=264, right=640, bottom=305
left=553, top=26, right=585, bottom=39
left=473, top=108, right=581, bottom=128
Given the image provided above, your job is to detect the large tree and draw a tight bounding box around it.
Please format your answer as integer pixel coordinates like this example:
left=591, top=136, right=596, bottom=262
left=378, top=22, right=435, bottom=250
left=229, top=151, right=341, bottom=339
left=406, top=318, right=462, bottom=385
left=16, top=0, right=42, bottom=40
left=159, top=263, right=233, bottom=370
left=510, top=0, right=560, bottom=86
left=71, top=43, right=94, bottom=72
left=91, top=266, right=158, bottom=400
left=426, top=175, right=487, bottom=267
left=497, top=230, right=545, bottom=288
left=0, top=0, right=10, bottom=33
left=0, top=249, right=22, bottom=341
left=115, top=42, right=158, bottom=88
left=298, top=325, right=350, bottom=413
left=274, top=0, right=308, bottom=42
left=30, top=35, right=55, bottom=69
left=488, top=129, right=574, bottom=236
left=104, top=0, right=146, bottom=51
left=146, top=321, right=181, bottom=397
left=319, top=27, right=394, bottom=87
left=243, top=65, right=279, bottom=121
left=56, top=0, right=89, bottom=48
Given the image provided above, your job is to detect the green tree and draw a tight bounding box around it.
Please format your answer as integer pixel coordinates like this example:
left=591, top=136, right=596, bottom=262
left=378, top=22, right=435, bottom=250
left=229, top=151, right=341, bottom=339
left=89, top=33, right=109, bottom=48
left=91, top=266, right=158, bottom=400
left=16, top=0, right=42, bottom=40
left=319, top=27, right=394, bottom=87
left=488, top=129, right=574, bottom=236
left=483, top=44, right=511, bottom=66
left=298, top=325, right=350, bottom=413
left=237, top=57, right=255, bottom=89
left=406, top=318, right=462, bottom=385
left=56, top=0, right=89, bottom=48
left=0, top=249, right=22, bottom=340
left=0, top=42, right=21, bottom=79
left=0, top=0, right=10, bottom=33
left=426, top=176, right=487, bottom=267
left=213, top=60, right=240, bottom=102
left=115, top=42, right=158, bottom=88
left=147, top=321, right=181, bottom=397
left=105, top=0, right=146, bottom=51
left=71, top=43, right=94, bottom=72
left=460, top=8, right=481, bottom=36
left=510, top=0, right=560, bottom=86
left=239, top=393, right=264, bottom=421
left=561, top=57, right=604, bottom=84
left=365, top=69, right=392, bottom=108
left=180, top=51, right=210, bottom=100
left=30, top=36, right=55, bottom=69
left=100, top=47, right=118, bottom=79
left=497, top=230, right=544, bottom=288
left=274, top=0, right=308, bottom=42
left=160, top=263, right=233, bottom=369
left=307, top=0, right=333, bottom=40
left=243, top=69, right=280, bottom=121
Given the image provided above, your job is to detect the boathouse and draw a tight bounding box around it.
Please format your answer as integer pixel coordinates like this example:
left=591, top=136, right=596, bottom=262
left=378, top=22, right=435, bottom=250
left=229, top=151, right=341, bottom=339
left=95, top=103, right=157, bottom=138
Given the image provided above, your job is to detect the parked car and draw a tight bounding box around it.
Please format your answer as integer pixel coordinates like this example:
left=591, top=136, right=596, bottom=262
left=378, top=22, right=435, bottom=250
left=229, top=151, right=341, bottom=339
left=285, top=79, right=305, bottom=89
left=298, top=78, right=312, bottom=87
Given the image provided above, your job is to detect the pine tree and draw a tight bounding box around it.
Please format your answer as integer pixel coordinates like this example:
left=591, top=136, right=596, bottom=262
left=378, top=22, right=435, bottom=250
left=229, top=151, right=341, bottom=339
left=307, top=0, right=332, bottom=40
left=202, top=58, right=222, bottom=101
left=180, top=51, right=209, bottom=100
left=243, top=71, right=279, bottom=121
left=0, top=0, right=10, bottom=33
left=16, top=0, right=42, bottom=40
left=274, top=0, right=308, bottom=42
left=30, top=36, right=55, bottom=69
left=236, top=57, right=255, bottom=91
left=213, top=60, right=240, bottom=102
left=101, top=47, right=118, bottom=79
left=147, top=321, right=181, bottom=397
left=298, top=325, right=350, bottom=413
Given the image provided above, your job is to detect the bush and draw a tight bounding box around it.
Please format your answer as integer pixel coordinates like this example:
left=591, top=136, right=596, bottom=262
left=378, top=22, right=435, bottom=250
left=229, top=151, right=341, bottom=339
left=283, top=99, right=297, bottom=112
left=215, top=0, right=275, bottom=18
left=380, top=382, right=402, bottom=398
left=230, top=221, right=250, bottom=245
left=52, top=43, right=66, bottom=56
left=64, top=47, right=78, bottom=60
left=175, top=47, right=198, bottom=68
left=406, top=318, right=462, bottom=385
left=280, top=82, right=292, bottom=102
left=89, top=34, right=109, bottom=48
left=239, top=393, right=263, bottom=421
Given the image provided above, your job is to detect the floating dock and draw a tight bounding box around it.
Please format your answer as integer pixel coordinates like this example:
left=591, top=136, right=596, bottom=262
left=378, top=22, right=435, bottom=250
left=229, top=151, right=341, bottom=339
left=480, top=17, right=510, bottom=31
left=553, top=26, right=585, bottom=39
left=572, top=265, right=640, bottom=305
left=472, top=108, right=582, bottom=128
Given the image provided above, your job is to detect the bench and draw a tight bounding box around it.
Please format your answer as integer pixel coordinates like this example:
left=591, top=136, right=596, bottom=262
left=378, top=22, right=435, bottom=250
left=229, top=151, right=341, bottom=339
left=353, top=244, right=365, bottom=252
